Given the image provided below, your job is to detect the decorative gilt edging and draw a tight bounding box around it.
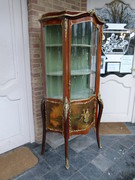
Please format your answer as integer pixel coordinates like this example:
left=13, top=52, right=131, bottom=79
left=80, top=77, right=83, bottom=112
left=69, top=121, right=95, bottom=133
left=39, top=10, right=104, bottom=25
left=64, top=18, right=68, bottom=40
left=47, top=127, right=63, bottom=133
left=93, top=99, right=97, bottom=123
left=87, top=9, right=104, bottom=24
left=63, top=96, right=69, bottom=121
left=98, top=92, right=104, bottom=108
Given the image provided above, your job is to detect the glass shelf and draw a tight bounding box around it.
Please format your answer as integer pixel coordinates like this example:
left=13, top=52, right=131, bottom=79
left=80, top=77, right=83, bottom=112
left=71, top=69, right=95, bottom=75
left=46, top=71, right=63, bottom=76
left=46, top=44, right=62, bottom=47
left=46, top=69, right=96, bottom=76
left=71, top=44, right=97, bottom=48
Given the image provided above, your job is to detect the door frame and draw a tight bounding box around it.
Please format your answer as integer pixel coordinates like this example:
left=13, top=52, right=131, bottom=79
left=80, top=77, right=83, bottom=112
left=131, top=48, right=135, bottom=123
left=21, top=0, right=34, bottom=142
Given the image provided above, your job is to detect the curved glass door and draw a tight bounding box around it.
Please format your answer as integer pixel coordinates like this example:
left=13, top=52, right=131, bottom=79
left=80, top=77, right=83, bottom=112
left=44, top=25, right=63, bottom=99
left=70, top=21, right=99, bottom=100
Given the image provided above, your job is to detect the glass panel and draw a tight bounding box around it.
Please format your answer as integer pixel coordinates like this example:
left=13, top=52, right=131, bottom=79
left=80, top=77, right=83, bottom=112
left=70, top=22, right=99, bottom=100
left=45, top=25, right=62, bottom=45
left=44, top=25, right=63, bottom=99
left=90, top=46, right=97, bottom=93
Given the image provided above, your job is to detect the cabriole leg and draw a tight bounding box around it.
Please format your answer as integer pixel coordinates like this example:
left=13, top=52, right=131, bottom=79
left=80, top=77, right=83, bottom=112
left=64, top=121, right=69, bottom=170
left=41, top=97, right=46, bottom=155
left=96, top=93, right=103, bottom=149
left=65, top=136, right=69, bottom=170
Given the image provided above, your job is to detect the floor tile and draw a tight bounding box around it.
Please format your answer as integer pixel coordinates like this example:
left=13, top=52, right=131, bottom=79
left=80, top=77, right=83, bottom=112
left=13, top=171, right=36, bottom=180
left=40, top=171, right=62, bottom=180
left=55, top=164, right=76, bottom=179
left=89, top=142, right=108, bottom=153
left=91, top=154, right=113, bottom=172
left=79, top=146, right=99, bottom=162
left=30, top=160, right=51, bottom=178
left=127, top=144, right=135, bottom=154
left=86, top=128, right=96, bottom=139
left=70, top=154, right=88, bottom=170
left=33, top=144, right=51, bottom=154
left=101, top=147, right=121, bottom=161
left=44, top=152, right=64, bottom=168
left=69, top=172, right=87, bottom=180
left=109, top=141, right=128, bottom=155
left=100, top=135, right=120, bottom=147
left=55, top=144, right=76, bottom=160
left=125, top=123, right=135, bottom=134
left=33, top=144, right=53, bottom=161
left=25, top=142, right=39, bottom=150
left=80, top=162, right=103, bottom=180
left=122, top=135, right=135, bottom=144
left=99, top=165, right=122, bottom=180
left=69, top=135, right=96, bottom=153
left=11, top=123, right=135, bottom=180
left=118, top=137, right=134, bottom=149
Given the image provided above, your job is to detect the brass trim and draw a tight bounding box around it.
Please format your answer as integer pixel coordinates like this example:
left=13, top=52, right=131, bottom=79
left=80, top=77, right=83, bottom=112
left=65, top=158, right=69, bottom=170
left=46, top=99, right=63, bottom=104
left=70, top=21, right=73, bottom=27
left=93, top=100, right=97, bottom=122
left=99, top=143, right=102, bottom=149
left=40, top=12, right=85, bottom=21
left=63, top=96, right=69, bottom=120
left=70, top=95, right=96, bottom=103
left=69, top=107, right=71, bottom=132
left=87, top=9, right=104, bottom=24
left=70, top=121, right=95, bottom=133
left=47, top=127, right=63, bottom=133
left=64, top=18, right=68, bottom=40
left=39, top=10, right=104, bottom=24
left=98, top=92, right=104, bottom=108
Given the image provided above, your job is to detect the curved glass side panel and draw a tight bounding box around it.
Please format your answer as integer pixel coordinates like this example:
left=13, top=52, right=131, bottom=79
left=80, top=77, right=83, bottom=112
left=70, top=22, right=99, bottom=100
left=44, top=25, right=63, bottom=99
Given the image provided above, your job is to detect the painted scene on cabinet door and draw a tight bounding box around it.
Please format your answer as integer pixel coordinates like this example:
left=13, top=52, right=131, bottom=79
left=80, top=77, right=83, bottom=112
left=70, top=21, right=99, bottom=132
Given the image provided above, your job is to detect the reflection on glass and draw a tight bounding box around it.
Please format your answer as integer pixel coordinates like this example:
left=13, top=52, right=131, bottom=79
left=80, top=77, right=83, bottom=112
left=44, top=25, right=63, bottom=99
left=71, top=22, right=99, bottom=100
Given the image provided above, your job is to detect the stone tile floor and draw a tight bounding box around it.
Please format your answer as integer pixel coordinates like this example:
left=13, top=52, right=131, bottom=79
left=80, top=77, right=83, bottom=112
left=14, top=123, right=135, bottom=180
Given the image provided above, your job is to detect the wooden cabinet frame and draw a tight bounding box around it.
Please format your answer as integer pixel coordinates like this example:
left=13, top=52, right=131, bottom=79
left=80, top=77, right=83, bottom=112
left=39, top=10, right=104, bottom=169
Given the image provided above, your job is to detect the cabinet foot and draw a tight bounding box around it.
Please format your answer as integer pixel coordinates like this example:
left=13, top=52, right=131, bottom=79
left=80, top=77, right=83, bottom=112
left=96, top=93, right=103, bottom=149
left=99, top=143, right=102, bottom=149
left=65, top=158, right=69, bottom=170
left=41, top=97, right=46, bottom=155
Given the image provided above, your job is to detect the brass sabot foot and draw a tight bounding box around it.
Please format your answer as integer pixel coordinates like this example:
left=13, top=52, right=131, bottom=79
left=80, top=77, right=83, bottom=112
left=65, top=158, right=69, bottom=170
left=99, top=143, right=102, bottom=149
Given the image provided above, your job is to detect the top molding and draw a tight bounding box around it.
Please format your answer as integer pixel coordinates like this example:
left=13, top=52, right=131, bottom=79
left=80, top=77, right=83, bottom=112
left=39, top=10, right=104, bottom=24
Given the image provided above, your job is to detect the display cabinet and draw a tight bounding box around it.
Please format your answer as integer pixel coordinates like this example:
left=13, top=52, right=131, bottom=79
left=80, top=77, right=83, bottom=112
left=39, top=10, right=104, bottom=169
